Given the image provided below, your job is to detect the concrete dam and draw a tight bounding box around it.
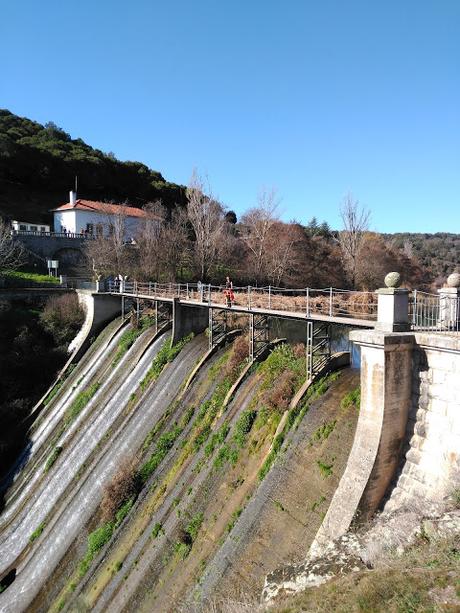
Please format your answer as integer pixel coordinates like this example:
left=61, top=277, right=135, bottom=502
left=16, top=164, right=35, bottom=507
left=0, top=277, right=459, bottom=612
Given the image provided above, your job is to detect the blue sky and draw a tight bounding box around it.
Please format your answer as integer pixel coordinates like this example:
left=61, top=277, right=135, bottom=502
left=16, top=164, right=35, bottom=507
left=1, top=0, right=459, bottom=232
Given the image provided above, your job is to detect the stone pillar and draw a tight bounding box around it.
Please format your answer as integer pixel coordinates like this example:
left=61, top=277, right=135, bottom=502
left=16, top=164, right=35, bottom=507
left=438, top=272, right=460, bottom=330
left=376, top=271, right=410, bottom=332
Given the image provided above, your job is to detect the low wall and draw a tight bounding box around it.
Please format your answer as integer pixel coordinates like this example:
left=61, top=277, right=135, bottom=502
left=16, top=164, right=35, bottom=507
left=68, top=291, right=122, bottom=360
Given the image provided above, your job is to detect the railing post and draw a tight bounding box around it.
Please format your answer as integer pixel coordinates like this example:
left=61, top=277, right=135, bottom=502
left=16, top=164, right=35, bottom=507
left=306, top=287, right=310, bottom=317
left=438, top=273, right=460, bottom=331
left=208, top=283, right=211, bottom=305
left=412, top=289, right=417, bottom=326
left=268, top=285, right=271, bottom=310
left=186, top=282, right=189, bottom=299
left=376, top=272, right=410, bottom=332
left=154, top=282, right=157, bottom=295
left=329, top=287, right=333, bottom=317
left=248, top=286, right=251, bottom=310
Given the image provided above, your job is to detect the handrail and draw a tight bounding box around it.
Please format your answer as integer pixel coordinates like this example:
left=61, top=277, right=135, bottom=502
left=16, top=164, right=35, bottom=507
left=106, top=280, right=379, bottom=322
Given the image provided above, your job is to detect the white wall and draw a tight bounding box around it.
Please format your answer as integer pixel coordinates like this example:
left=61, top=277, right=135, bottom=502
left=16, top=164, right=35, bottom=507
left=12, top=220, right=51, bottom=232
left=53, top=209, right=144, bottom=240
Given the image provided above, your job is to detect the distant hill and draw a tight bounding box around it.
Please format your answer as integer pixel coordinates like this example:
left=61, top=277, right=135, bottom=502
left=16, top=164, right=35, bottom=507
left=0, top=109, right=186, bottom=223
left=383, top=232, right=460, bottom=283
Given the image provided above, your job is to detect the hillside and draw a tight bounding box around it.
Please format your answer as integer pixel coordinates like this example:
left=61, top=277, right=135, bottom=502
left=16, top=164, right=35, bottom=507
left=0, top=109, right=186, bottom=223
left=384, top=232, right=460, bottom=282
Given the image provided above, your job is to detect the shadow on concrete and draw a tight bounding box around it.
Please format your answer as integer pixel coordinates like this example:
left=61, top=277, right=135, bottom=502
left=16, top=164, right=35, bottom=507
left=379, top=347, right=427, bottom=510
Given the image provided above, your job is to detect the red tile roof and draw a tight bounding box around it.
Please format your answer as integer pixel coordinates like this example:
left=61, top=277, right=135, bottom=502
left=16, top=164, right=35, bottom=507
left=51, top=199, right=150, bottom=218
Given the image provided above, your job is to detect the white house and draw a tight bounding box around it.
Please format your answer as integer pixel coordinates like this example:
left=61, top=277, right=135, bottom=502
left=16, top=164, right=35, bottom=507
left=51, top=191, right=153, bottom=240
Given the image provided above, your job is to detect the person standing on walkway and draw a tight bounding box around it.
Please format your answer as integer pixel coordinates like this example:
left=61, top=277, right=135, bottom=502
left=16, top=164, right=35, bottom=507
left=224, top=276, right=234, bottom=307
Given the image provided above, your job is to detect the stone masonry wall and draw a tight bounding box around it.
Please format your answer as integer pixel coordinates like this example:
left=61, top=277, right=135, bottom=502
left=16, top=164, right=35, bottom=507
left=384, top=332, right=460, bottom=515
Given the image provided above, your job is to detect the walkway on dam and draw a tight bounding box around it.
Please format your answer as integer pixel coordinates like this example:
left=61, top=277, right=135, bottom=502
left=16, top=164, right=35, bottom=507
left=106, top=281, right=378, bottom=328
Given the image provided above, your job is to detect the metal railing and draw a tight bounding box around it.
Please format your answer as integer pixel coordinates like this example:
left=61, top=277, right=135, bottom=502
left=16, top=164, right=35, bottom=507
left=63, top=277, right=97, bottom=291
left=107, top=281, right=379, bottom=322
left=410, top=290, right=460, bottom=333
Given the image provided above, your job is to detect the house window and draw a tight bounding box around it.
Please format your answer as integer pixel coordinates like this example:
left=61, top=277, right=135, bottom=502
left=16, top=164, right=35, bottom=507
left=40, top=226, right=47, bottom=233
left=19, top=224, right=27, bottom=231
left=30, top=226, right=37, bottom=232
left=96, top=223, right=103, bottom=237
left=86, top=223, right=94, bottom=235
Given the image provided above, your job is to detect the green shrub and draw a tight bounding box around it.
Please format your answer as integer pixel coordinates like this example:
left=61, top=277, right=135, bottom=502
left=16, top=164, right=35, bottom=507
left=186, top=512, right=204, bottom=542
left=233, top=409, right=257, bottom=448
left=40, top=293, right=84, bottom=345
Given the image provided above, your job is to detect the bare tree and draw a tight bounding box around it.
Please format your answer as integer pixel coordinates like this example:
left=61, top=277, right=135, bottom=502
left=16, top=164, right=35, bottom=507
left=158, top=208, right=191, bottom=281
left=186, top=170, right=226, bottom=280
left=337, top=194, right=370, bottom=288
left=240, top=188, right=280, bottom=283
left=0, top=218, right=26, bottom=272
left=84, top=205, right=134, bottom=277
left=136, top=201, right=167, bottom=279
left=267, top=222, right=302, bottom=286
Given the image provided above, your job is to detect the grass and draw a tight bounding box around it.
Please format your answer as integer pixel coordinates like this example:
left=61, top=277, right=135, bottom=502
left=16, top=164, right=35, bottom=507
left=1, top=270, right=60, bottom=285
left=258, top=372, right=340, bottom=482
left=29, top=521, right=46, bottom=542
left=175, top=512, right=204, bottom=560
left=317, top=459, right=334, bottom=478
left=43, top=381, right=63, bottom=406
left=151, top=522, right=164, bottom=538
left=341, top=386, right=361, bottom=411
left=139, top=405, right=195, bottom=483
left=274, top=534, right=460, bottom=613
left=313, top=420, right=337, bottom=442
left=64, top=381, right=100, bottom=424
left=311, top=495, right=326, bottom=512
left=139, top=333, right=194, bottom=390
left=225, top=508, right=243, bottom=533
left=44, top=446, right=63, bottom=472
left=112, top=317, right=155, bottom=367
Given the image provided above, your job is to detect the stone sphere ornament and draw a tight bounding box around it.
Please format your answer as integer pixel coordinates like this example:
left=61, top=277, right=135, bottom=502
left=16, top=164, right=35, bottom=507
left=384, top=272, right=401, bottom=288
left=447, top=272, right=460, bottom=288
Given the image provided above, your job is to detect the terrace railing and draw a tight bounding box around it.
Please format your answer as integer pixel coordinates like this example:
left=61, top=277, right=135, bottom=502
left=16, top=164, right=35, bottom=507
left=11, top=230, right=95, bottom=239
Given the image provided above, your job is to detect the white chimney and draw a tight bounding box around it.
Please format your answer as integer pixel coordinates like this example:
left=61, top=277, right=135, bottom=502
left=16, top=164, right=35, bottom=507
left=69, top=190, right=77, bottom=206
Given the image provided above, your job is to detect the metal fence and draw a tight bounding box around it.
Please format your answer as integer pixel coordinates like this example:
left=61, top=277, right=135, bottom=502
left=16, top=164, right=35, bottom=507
left=107, top=281, right=379, bottom=322
left=63, top=277, right=97, bottom=291
left=410, top=290, right=460, bottom=333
